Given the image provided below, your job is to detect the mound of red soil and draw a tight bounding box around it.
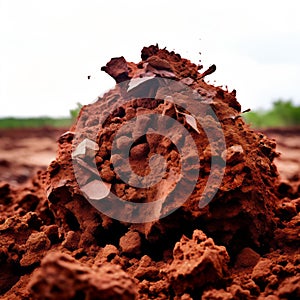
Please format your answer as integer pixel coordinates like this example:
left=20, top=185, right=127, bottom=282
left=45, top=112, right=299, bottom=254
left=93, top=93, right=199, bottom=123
left=1, top=46, right=299, bottom=299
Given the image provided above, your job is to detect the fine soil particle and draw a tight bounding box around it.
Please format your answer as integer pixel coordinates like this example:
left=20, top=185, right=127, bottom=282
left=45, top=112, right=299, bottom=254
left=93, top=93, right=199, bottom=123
left=0, top=45, right=299, bottom=299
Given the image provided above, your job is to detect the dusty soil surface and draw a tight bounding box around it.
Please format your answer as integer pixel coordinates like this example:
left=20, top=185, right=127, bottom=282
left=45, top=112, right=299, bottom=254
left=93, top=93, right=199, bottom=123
left=0, top=46, right=299, bottom=300
left=263, top=128, right=300, bottom=182
left=0, top=128, right=66, bottom=186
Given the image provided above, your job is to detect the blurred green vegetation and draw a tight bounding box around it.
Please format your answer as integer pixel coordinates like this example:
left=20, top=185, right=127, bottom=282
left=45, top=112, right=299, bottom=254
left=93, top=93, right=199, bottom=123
left=69, top=102, right=83, bottom=121
left=0, top=117, right=72, bottom=129
left=243, top=100, right=300, bottom=128
left=0, top=103, right=83, bottom=129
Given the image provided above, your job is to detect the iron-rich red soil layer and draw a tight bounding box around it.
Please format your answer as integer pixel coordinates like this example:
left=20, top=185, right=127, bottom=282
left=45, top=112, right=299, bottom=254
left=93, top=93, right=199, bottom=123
left=0, top=46, right=299, bottom=299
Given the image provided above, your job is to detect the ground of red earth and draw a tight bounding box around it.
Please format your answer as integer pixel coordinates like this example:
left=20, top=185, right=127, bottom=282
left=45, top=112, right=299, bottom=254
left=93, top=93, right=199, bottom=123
left=0, top=128, right=66, bottom=186
left=0, top=126, right=299, bottom=299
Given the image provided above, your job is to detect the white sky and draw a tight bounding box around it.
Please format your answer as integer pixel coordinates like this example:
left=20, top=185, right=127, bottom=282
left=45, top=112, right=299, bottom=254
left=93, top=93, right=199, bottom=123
left=1, top=0, right=300, bottom=117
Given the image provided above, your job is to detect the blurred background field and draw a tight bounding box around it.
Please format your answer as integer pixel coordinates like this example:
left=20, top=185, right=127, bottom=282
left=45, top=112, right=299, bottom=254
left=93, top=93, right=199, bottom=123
left=243, top=99, right=300, bottom=128
left=0, top=117, right=72, bottom=129
left=0, top=103, right=82, bottom=129
left=0, top=99, right=299, bottom=129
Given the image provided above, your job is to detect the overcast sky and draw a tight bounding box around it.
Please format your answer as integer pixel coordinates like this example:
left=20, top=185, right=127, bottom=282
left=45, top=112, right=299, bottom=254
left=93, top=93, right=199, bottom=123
left=1, top=0, right=300, bottom=117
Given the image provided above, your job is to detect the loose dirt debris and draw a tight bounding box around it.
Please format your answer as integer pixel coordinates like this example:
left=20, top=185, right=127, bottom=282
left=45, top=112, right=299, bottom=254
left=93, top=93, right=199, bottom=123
left=0, top=45, right=299, bottom=299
